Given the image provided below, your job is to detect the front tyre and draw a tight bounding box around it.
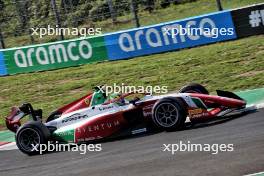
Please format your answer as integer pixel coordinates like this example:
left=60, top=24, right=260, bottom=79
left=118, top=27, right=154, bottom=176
left=16, top=121, right=50, bottom=155
left=152, top=98, right=186, bottom=131
left=179, top=83, right=209, bottom=94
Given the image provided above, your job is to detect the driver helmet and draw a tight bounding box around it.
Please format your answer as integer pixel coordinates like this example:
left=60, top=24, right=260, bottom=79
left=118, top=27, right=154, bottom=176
left=90, top=85, right=107, bottom=106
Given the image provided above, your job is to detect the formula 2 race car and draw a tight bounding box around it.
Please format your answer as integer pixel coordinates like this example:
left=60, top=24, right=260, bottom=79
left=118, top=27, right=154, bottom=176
left=6, top=83, right=247, bottom=155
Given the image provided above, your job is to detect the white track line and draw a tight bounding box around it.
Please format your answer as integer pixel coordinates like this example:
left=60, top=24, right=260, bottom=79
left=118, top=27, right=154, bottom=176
left=255, top=102, right=264, bottom=109
left=244, top=171, right=264, bottom=176
left=0, top=142, right=17, bottom=151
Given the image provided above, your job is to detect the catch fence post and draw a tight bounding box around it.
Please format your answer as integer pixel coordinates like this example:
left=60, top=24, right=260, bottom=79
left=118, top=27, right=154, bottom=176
left=216, top=0, right=223, bottom=11
left=51, top=0, right=64, bottom=40
left=131, top=0, right=140, bottom=28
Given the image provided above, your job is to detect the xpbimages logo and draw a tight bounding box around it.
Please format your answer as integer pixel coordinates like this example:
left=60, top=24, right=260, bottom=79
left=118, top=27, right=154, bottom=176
left=95, top=83, right=168, bottom=96
left=162, top=141, right=234, bottom=155
left=31, top=141, right=102, bottom=154
left=162, top=25, right=234, bottom=39
left=31, top=25, right=102, bottom=38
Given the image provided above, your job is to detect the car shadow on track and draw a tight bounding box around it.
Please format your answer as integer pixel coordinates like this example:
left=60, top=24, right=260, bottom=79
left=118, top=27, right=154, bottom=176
left=183, top=109, right=258, bottom=131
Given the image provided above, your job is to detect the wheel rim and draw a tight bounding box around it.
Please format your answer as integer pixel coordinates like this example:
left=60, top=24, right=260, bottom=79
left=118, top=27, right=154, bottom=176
left=154, top=103, right=179, bottom=127
left=18, top=128, right=40, bottom=152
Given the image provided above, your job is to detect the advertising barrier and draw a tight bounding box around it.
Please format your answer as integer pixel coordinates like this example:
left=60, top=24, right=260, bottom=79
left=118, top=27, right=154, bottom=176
left=104, top=11, right=236, bottom=60
left=0, top=4, right=262, bottom=76
left=0, top=52, right=7, bottom=76
left=3, top=36, right=108, bottom=74
left=231, top=3, right=264, bottom=38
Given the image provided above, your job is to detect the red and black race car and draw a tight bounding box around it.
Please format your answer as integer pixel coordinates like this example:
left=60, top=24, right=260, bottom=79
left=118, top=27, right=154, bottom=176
left=6, top=83, right=247, bottom=155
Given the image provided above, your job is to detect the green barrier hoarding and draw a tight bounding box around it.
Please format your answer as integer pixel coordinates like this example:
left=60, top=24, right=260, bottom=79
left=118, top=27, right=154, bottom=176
left=4, top=36, right=107, bottom=74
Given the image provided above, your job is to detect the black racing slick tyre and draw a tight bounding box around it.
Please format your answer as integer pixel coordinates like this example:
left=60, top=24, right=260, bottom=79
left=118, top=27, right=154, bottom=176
left=16, top=121, right=50, bottom=155
left=152, top=98, right=187, bottom=131
left=179, top=83, right=209, bottom=94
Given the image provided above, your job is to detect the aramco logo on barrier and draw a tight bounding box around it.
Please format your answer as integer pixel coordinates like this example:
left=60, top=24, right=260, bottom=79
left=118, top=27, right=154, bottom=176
left=118, top=17, right=234, bottom=52
left=105, top=11, right=237, bottom=60
left=5, top=36, right=107, bottom=74
left=14, top=40, right=92, bottom=67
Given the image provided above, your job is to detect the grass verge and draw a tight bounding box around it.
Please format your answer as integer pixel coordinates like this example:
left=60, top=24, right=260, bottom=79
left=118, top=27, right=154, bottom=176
left=0, top=35, right=263, bottom=128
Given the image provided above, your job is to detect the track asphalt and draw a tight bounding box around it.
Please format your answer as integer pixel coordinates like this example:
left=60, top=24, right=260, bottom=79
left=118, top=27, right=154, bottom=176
left=0, top=108, right=263, bottom=176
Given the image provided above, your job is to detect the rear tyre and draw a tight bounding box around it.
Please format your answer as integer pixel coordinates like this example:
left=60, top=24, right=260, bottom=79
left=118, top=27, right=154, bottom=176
left=179, top=83, right=209, bottom=94
left=16, top=121, right=50, bottom=155
left=152, top=98, right=186, bottom=131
